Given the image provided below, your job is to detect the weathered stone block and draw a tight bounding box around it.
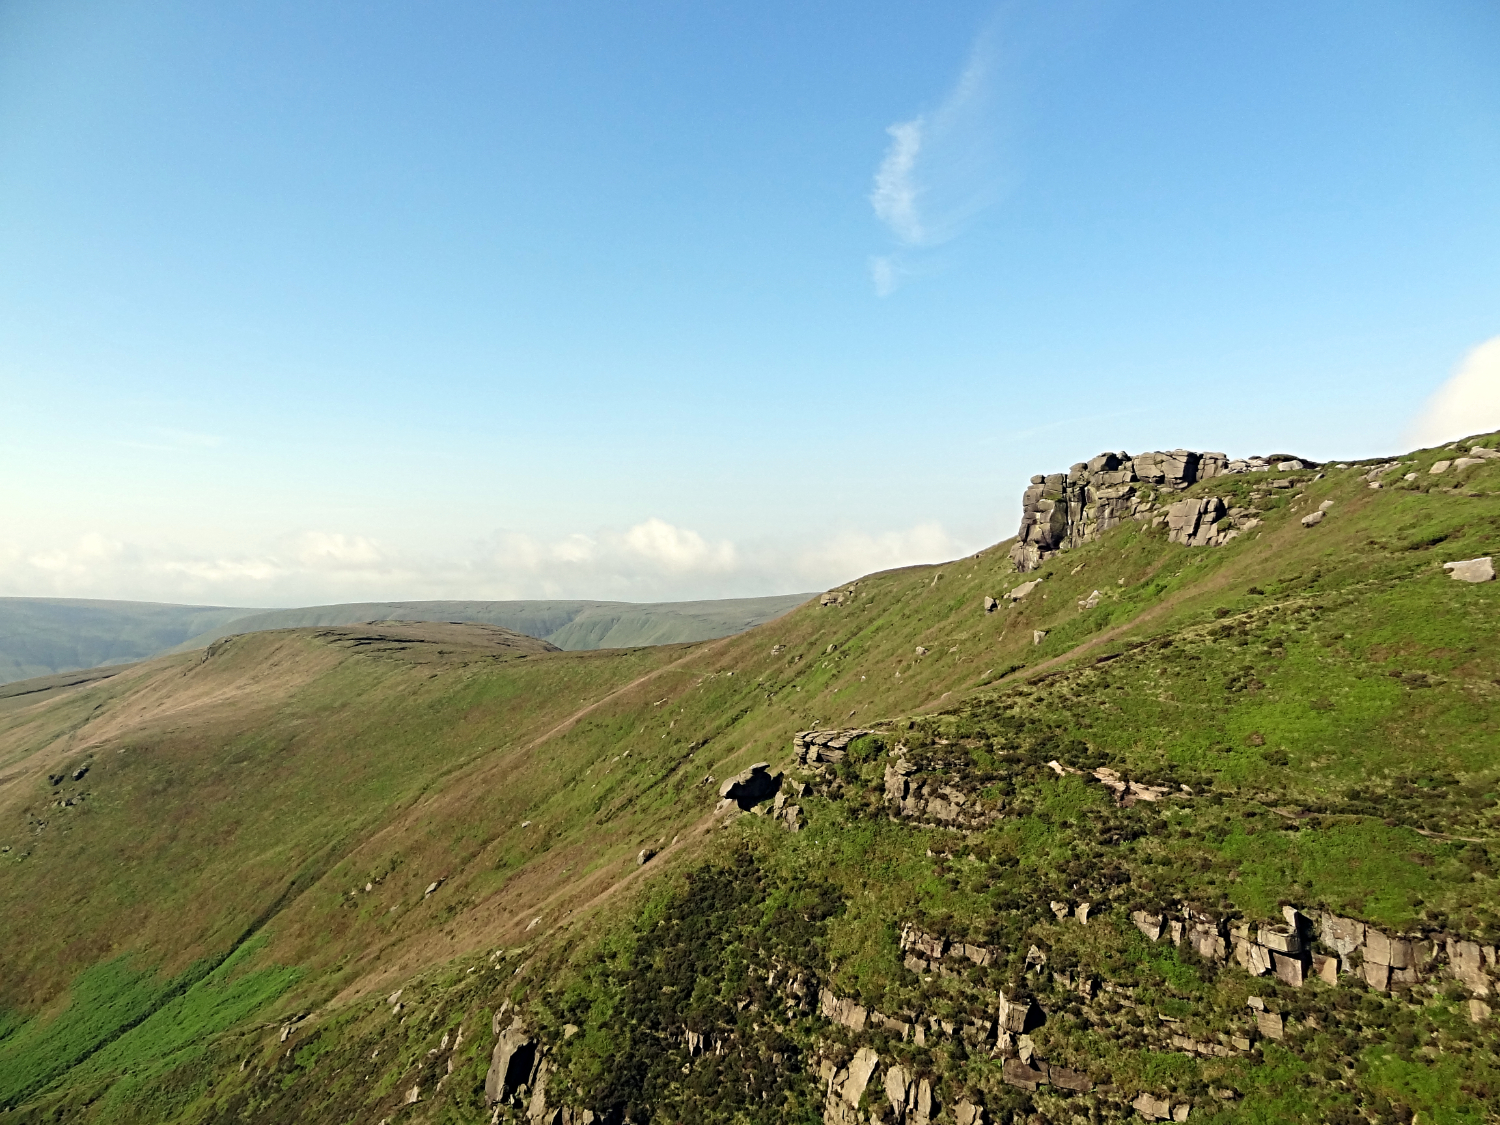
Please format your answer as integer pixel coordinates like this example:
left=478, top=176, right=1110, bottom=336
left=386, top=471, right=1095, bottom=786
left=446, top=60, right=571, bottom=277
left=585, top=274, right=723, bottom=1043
left=1364, top=930, right=1411, bottom=968
left=1450, top=940, right=1492, bottom=996
left=1258, top=924, right=1301, bottom=954
left=1049, top=1064, right=1093, bottom=1092
left=485, top=1019, right=538, bottom=1105
left=997, top=991, right=1041, bottom=1034
left=842, top=1047, right=879, bottom=1107
left=818, top=988, right=868, bottom=1032
left=1001, top=1058, right=1044, bottom=1091
left=1132, top=1092, right=1173, bottom=1120
left=718, top=762, right=780, bottom=808
left=1189, top=930, right=1226, bottom=961
left=884, top=1064, right=910, bottom=1119
left=1273, top=953, right=1304, bottom=988
left=1256, top=1011, right=1284, bottom=1040
left=1132, top=910, right=1164, bottom=941
left=1444, top=557, right=1495, bottom=583
left=1234, top=940, right=1273, bottom=976
left=1317, top=913, right=1365, bottom=957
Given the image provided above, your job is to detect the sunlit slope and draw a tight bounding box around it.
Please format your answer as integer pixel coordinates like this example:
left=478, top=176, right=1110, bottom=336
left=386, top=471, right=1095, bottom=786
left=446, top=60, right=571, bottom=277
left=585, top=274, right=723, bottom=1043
left=0, top=624, right=664, bottom=1009
left=2, top=442, right=1499, bottom=1120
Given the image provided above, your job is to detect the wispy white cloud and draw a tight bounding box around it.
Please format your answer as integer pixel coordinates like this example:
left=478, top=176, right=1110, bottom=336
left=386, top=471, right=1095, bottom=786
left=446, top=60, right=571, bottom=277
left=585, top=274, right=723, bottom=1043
left=864, top=1, right=1097, bottom=296
left=868, top=255, right=901, bottom=298
left=867, top=21, right=1003, bottom=294
left=0, top=518, right=973, bottom=607
left=1406, top=334, right=1500, bottom=448
left=870, top=120, right=926, bottom=245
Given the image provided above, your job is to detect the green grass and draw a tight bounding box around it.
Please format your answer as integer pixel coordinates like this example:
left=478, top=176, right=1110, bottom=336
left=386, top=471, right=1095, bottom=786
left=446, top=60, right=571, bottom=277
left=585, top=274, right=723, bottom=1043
left=0, top=939, right=297, bottom=1109
left=3, top=436, right=1500, bottom=1121
left=0, top=955, right=182, bottom=1105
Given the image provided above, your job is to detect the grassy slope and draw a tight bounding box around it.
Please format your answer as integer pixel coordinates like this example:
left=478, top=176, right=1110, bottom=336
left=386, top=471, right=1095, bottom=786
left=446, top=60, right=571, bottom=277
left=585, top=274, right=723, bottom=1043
left=1, top=438, right=1498, bottom=1121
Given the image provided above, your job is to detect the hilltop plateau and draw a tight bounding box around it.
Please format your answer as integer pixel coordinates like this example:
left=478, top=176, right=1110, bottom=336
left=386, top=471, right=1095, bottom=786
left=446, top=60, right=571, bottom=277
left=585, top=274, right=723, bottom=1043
left=1, top=433, right=1499, bottom=1125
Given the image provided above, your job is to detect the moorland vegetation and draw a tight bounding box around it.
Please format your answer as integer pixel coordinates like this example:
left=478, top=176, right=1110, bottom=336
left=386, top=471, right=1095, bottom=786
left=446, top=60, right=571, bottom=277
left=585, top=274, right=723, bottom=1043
left=1, top=434, right=1498, bottom=1124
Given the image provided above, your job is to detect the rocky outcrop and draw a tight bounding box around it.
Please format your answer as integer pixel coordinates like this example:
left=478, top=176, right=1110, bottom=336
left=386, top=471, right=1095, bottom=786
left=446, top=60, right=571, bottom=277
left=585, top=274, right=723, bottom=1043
left=1122, top=902, right=1500, bottom=999
left=899, top=924, right=999, bottom=976
left=718, top=762, right=781, bottom=809
left=1000, top=1057, right=1091, bottom=1094
left=1009, top=448, right=1302, bottom=570
left=819, top=988, right=869, bottom=1032
left=1432, top=451, right=1496, bottom=475
left=1049, top=760, right=1172, bottom=806
left=1165, top=496, right=1230, bottom=547
left=882, top=1065, right=933, bottom=1124
left=794, top=729, right=875, bottom=764
left=882, top=756, right=1005, bottom=829
left=527, top=1059, right=552, bottom=1122
left=781, top=729, right=1500, bottom=1124
left=818, top=1046, right=881, bottom=1124
left=770, top=788, right=803, bottom=832
left=484, top=1021, right=598, bottom=1125
left=818, top=1051, right=936, bottom=1125
left=997, top=989, right=1042, bottom=1035
left=1132, top=1091, right=1190, bottom=1121
left=485, top=1018, right=538, bottom=1105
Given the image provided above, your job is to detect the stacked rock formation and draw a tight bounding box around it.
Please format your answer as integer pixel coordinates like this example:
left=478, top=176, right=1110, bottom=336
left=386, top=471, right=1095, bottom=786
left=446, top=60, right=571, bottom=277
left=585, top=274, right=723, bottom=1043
left=1009, top=448, right=1304, bottom=571
left=793, top=728, right=875, bottom=764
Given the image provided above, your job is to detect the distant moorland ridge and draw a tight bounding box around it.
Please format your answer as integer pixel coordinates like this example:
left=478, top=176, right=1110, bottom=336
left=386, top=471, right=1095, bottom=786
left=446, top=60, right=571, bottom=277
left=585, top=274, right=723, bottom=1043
left=0, top=594, right=813, bottom=685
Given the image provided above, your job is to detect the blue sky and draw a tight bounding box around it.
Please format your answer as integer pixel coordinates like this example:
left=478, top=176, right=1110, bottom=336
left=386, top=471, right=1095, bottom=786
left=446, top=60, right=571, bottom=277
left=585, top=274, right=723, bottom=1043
left=2, top=0, right=1498, bottom=605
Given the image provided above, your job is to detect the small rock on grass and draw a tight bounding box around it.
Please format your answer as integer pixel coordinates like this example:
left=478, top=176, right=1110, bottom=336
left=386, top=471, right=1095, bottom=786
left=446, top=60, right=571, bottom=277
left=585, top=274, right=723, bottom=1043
left=1444, top=557, right=1495, bottom=583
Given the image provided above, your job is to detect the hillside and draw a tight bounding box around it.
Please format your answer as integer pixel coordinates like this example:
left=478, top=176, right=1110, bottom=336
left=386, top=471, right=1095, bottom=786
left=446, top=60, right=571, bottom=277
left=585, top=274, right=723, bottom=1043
left=168, top=595, right=813, bottom=656
left=0, top=595, right=812, bottom=686
left=0, top=435, right=1498, bottom=1124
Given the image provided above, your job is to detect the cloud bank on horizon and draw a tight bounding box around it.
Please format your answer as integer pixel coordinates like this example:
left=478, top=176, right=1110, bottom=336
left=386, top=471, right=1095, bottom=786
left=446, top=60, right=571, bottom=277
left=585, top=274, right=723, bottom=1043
left=1406, top=335, right=1500, bottom=449
left=0, top=518, right=965, bottom=608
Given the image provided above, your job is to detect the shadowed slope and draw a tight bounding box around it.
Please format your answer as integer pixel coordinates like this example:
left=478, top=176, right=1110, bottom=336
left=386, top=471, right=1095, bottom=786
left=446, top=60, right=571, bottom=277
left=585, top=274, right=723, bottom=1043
left=0, top=599, right=252, bottom=685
